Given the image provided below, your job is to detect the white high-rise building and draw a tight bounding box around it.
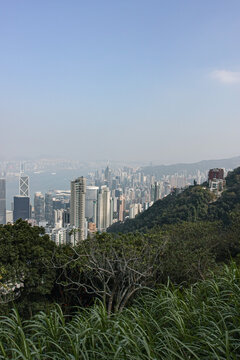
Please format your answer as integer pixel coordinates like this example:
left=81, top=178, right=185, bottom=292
left=86, top=186, right=99, bottom=220
left=129, top=203, right=141, bottom=219
left=70, top=177, right=86, bottom=241
left=97, top=185, right=112, bottom=232
left=54, top=209, right=64, bottom=229
left=129, top=204, right=138, bottom=219
left=48, top=226, right=75, bottom=246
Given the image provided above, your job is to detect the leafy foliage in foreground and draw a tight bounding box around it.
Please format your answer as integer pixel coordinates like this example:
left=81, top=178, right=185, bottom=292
left=56, top=232, right=163, bottom=315
left=56, top=220, right=240, bottom=312
left=1, top=263, right=240, bottom=359
left=0, top=220, right=56, bottom=317
left=1, top=218, right=240, bottom=317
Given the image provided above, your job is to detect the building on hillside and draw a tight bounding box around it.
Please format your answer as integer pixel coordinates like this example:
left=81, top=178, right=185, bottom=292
left=208, top=168, right=225, bottom=194
left=208, top=168, right=224, bottom=181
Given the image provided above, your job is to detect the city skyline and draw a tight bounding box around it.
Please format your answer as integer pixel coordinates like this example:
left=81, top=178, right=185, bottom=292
left=1, top=161, right=227, bottom=243
left=1, top=1, right=240, bottom=163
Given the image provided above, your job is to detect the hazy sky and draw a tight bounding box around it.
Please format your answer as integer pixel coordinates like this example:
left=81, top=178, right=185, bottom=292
left=1, top=0, right=240, bottom=164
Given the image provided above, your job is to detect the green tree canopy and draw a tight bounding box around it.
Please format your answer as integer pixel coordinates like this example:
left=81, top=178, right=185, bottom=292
left=0, top=220, right=56, bottom=316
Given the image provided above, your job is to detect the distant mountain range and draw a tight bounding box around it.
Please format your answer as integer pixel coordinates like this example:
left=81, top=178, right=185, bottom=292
left=141, top=156, right=240, bottom=177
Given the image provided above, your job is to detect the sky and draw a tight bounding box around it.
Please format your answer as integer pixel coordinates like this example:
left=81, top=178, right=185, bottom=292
left=0, top=0, right=240, bottom=164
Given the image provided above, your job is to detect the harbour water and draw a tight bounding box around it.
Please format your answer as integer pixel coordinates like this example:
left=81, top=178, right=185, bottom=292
left=6, top=169, right=89, bottom=209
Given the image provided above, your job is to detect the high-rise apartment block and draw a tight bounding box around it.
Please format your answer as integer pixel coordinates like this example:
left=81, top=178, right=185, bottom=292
left=70, top=177, right=86, bottom=241
left=129, top=203, right=141, bottom=219
left=45, top=192, right=53, bottom=225
left=86, top=186, right=99, bottom=220
left=0, top=178, right=6, bottom=225
left=97, top=185, right=112, bottom=232
left=117, top=195, right=125, bottom=222
left=151, top=181, right=161, bottom=202
left=34, top=192, right=45, bottom=224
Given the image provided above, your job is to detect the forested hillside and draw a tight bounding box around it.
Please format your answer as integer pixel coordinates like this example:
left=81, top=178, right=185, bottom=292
left=108, top=167, right=240, bottom=234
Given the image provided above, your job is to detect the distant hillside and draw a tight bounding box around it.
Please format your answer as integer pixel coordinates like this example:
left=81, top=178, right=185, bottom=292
left=108, top=186, right=214, bottom=233
left=141, top=155, right=240, bottom=178
left=108, top=166, right=240, bottom=234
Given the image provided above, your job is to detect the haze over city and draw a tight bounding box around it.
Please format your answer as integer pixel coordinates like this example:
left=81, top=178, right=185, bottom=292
left=1, top=0, right=240, bottom=163
left=2, top=3, right=240, bottom=357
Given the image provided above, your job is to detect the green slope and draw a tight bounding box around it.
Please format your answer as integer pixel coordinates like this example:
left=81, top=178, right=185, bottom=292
left=108, top=167, right=240, bottom=233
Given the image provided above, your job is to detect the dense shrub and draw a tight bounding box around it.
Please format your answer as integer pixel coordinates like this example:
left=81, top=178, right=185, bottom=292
left=1, top=263, right=240, bottom=359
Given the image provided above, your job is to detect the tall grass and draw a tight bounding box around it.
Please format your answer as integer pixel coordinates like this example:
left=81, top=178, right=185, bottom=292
left=1, top=262, right=240, bottom=359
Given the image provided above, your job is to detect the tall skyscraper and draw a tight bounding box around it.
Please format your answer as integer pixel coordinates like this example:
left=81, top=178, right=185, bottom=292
left=104, top=166, right=110, bottom=182
left=86, top=186, right=99, bottom=220
left=97, top=185, right=111, bottom=232
left=117, top=195, right=125, bottom=222
left=151, top=181, right=161, bottom=202
left=45, top=192, right=53, bottom=225
left=13, top=196, right=30, bottom=222
left=19, top=175, right=29, bottom=197
left=34, top=192, right=45, bottom=224
left=97, top=190, right=103, bottom=231
left=0, top=178, right=6, bottom=225
left=70, top=177, right=86, bottom=241
left=93, top=200, right=97, bottom=224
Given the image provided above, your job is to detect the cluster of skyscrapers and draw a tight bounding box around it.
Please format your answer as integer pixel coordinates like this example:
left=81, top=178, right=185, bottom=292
left=1, top=164, right=209, bottom=245
left=0, top=174, right=31, bottom=226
